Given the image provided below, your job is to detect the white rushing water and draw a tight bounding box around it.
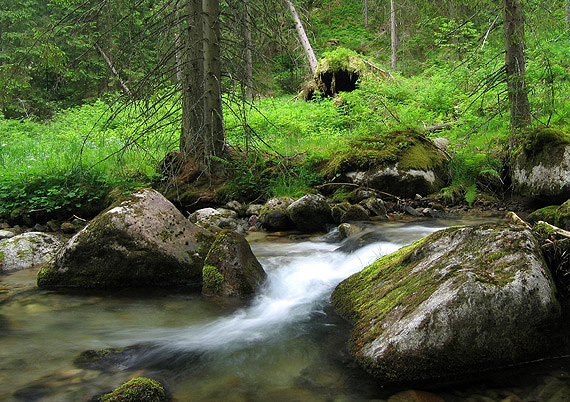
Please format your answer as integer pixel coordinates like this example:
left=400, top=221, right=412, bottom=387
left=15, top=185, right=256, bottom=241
left=156, top=240, right=401, bottom=352
left=130, top=222, right=460, bottom=355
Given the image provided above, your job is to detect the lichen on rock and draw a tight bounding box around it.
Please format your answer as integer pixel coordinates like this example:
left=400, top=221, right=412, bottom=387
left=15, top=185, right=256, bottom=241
left=0, top=232, right=63, bottom=273
left=332, top=223, right=560, bottom=383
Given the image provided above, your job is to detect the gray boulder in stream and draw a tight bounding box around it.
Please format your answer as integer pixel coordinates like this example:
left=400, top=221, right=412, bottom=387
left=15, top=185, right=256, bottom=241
left=0, top=232, right=63, bottom=273
left=37, top=188, right=216, bottom=289
left=331, top=223, right=561, bottom=383
left=286, top=194, right=333, bottom=232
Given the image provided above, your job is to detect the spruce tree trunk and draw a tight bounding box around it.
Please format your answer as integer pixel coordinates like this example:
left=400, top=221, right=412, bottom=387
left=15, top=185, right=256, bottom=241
left=283, top=0, right=318, bottom=76
left=203, top=0, right=225, bottom=166
left=390, top=0, right=397, bottom=72
left=243, top=0, right=254, bottom=100
left=179, top=0, right=225, bottom=174
left=364, top=0, right=369, bottom=27
left=503, top=0, right=531, bottom=132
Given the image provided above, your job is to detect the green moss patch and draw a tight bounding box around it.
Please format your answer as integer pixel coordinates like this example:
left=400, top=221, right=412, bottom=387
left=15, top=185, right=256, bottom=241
left=202, top=264, right=224, bottom=292
left=99, top=377, right=170, bottom=402
left=527, top=205, right=561, bottom=225
left=520, top=127, right=570, bottom=169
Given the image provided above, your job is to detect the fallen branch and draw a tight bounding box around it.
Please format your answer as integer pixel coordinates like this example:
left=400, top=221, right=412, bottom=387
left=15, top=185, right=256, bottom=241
left=537, top=221, right=570, bottom=240
left=422, top=122, right=459, bottom=133
left=359, top=57, right=395, bottom=79
left=315, top=183, right=402, bottom=201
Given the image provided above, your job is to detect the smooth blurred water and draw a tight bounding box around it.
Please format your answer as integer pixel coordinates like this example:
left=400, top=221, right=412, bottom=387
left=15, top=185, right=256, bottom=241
left=2, top=217, right=570, bottom=401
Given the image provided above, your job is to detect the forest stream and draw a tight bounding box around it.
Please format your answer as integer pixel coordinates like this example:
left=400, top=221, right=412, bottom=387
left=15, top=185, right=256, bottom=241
left=2, top=217, right=570, bottom=401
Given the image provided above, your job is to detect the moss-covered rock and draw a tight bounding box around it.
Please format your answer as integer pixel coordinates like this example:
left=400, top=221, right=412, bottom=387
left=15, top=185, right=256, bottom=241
left=322, top=130, right=449, bottom=198
left=527, top=205, right=560, bottom=225
left=0, top=232, right=63, bottom=273
left=526, top=199, right=570, bottom=231
left=37, top=188, right=216, bottom=290
left=512, top=127, right=570, bottom=203
left=98, top=377, right=170, bottom=402
left=331, top=223, right=560, bottom=383
left=202, top=230, right=266, bottom=297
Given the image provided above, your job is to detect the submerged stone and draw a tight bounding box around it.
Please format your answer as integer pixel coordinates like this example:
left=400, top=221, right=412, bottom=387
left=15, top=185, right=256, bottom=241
left=37, top=188, right=215, bottom=290
left=332, top=223, right=560, bottom=383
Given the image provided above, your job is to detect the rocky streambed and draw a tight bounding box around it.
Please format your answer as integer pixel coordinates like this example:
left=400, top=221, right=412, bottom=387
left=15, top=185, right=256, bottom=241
left=1, top=215, right=570, bottom=401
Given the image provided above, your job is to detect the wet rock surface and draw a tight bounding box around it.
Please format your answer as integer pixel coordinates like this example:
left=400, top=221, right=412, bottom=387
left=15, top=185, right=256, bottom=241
left=332, top=223, right=561, bottom=383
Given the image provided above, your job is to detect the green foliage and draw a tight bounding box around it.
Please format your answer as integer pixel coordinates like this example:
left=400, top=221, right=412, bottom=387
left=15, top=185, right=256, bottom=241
left=216, top=150, right=323, bottom=202
left=0, top=100, right=168, bottom=221
left=267, top=165, right=322, bottom=198
left=442, top=151, right=502, bottom=205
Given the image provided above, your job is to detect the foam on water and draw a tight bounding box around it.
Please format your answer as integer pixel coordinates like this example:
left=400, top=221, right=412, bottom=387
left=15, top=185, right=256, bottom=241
left=140, top=240, right=400, bottom=353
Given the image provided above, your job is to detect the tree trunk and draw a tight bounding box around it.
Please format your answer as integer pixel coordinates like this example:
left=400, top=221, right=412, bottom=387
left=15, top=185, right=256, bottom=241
left=364, top=0, right=369, bottom=27
left=174, top=0, right=184, bottom=90
left=203, top=0, right=225, bottom=167
left=503, top=0, right=531, bottom=132
left=390, top=0, right=397, bottom=72
left=95, top=43, right=132, bottom=98
left=243, top=0, right=254, bottom=100
left=181, top=0, right=205, bottom=157
left=283, top=0, right=318, bottom=76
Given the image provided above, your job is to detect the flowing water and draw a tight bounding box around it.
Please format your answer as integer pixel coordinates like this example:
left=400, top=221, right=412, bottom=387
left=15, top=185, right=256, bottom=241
left=1, top=217, right=570, bottom=401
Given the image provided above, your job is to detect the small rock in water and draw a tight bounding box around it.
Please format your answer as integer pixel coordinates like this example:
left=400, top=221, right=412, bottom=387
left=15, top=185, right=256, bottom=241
left=60, top=222, right=76, bottom=234
left=0, top=230, right=15, bottom=239
left=46, top=220, right=61, bottom=232
left=338, top=223, right=362, bottom=239
left=33, top=224, right=47, bottom=232
left=404, top=205, right=423, bottom=217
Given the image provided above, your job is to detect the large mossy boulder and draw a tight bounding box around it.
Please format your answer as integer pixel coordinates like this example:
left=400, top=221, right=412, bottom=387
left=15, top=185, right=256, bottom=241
left=286, top=194, right=334, bottom=233
left=323, top=130, right=449, bottom=198
left=202, top=230, right=266, bottom=297
left=37, top=188, right=216, bottom=289
left=512, top=127, right=570, bottom=204
left=0, top=232, right=63, bottom=273
left=331, top=223, right=560, bottom=383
